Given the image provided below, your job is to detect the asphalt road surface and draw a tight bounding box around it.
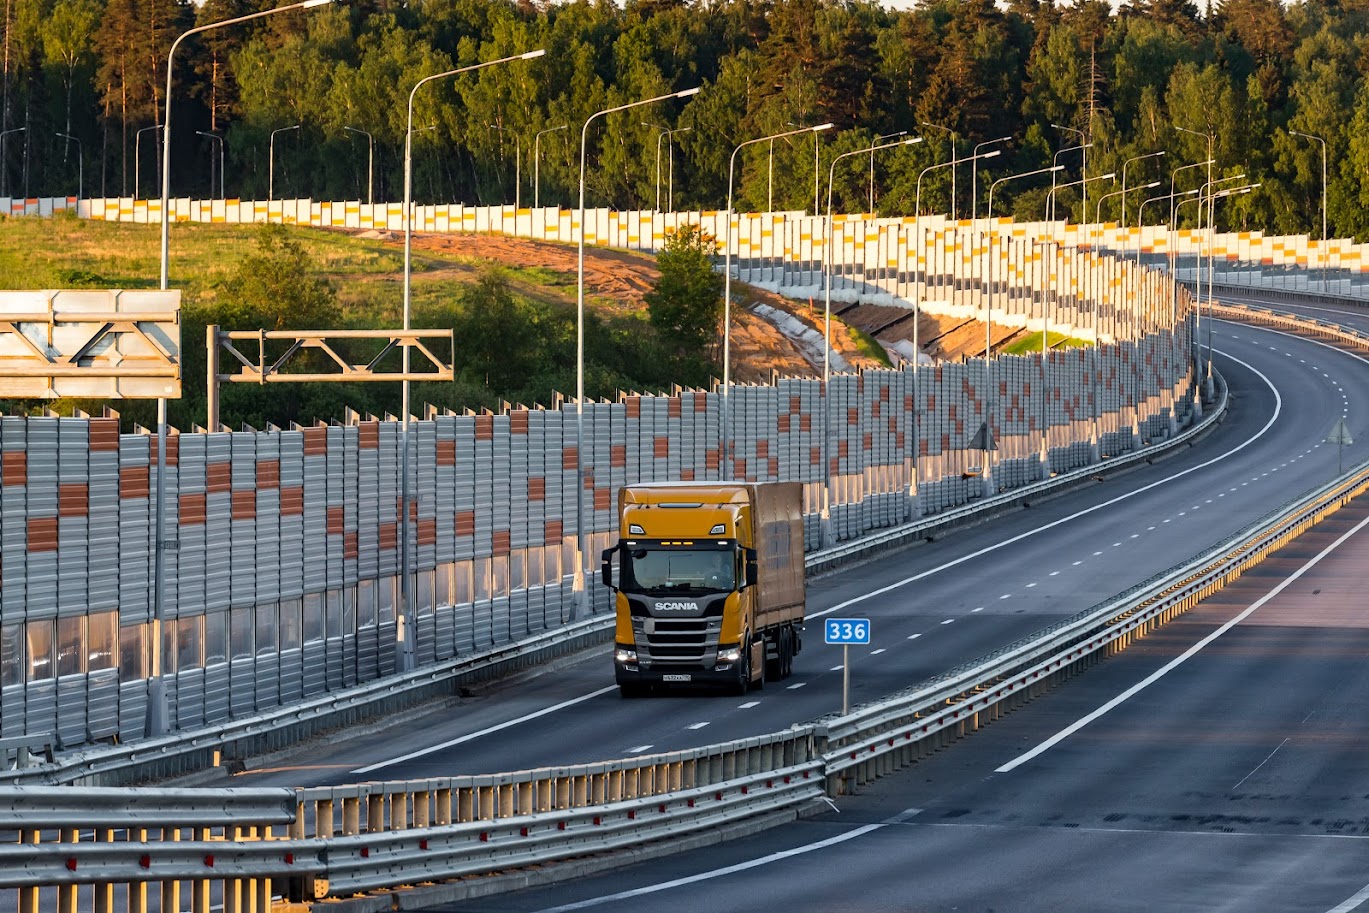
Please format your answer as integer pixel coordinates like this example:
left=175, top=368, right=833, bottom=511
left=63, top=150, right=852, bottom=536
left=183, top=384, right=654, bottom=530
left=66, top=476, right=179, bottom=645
left=217, top=316, right=1367, bottom=795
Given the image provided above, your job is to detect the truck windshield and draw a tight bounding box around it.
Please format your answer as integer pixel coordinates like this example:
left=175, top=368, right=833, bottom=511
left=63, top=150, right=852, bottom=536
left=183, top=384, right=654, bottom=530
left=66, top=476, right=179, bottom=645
left=622, top=547, right=736, bottom=595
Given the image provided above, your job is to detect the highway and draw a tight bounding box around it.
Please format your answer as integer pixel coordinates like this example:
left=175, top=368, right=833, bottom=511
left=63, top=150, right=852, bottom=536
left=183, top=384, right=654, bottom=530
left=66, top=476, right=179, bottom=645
left=214, top=315, right=1366, bottom=797
left=450, top=496, right=1369, bottom=913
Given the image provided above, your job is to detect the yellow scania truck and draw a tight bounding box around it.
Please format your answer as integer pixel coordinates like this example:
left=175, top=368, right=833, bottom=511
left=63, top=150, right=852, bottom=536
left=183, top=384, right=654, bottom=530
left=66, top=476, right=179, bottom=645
left=600, top=481, right=805, bottom=697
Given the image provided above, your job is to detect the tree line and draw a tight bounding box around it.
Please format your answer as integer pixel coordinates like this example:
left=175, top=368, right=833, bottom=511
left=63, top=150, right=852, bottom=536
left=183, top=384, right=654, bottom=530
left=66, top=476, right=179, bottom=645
left=2, top=0, right=1367, bottom=236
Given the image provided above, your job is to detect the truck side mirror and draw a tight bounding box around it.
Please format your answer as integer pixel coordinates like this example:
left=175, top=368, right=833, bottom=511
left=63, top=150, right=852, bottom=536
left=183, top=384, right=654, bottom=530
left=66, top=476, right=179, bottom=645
left=744, top=547, right=759, bottom=588
left=600, top=547, right=618, bottom=591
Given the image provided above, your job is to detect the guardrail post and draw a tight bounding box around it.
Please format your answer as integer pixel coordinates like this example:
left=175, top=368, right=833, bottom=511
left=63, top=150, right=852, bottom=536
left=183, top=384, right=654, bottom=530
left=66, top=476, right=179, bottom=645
left=343, top=796, right=360, bottom=835
left=130, top=828, right=150, bottom=913
left=92, top=829, right=114, bottom=913
left=18, top=829, right=39, bottom=913
left=192, top=827, right=212, bottom=913
left=415, top=789, right=430, bottom=827
left=56, top=828, right=77, bottom=913
left=368, top=794, right=384, bottom=833
left=161, top=827, right=182, bottom=913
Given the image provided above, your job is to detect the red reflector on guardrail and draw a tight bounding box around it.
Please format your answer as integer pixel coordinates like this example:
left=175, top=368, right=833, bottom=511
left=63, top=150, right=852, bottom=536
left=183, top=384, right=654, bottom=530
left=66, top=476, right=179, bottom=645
left=479, top=833, right=488, bottom=843
left=520, top=827, right=529, bottom=837
left=419, top=839, right=429, bottom=850
left=284, top=853, right=295, bottom=865
left=360, top=848, right=369, bottom=859
left=139, top=855, right=151, bottom=869
left=204, top=855, right=214, bottom=868
left=66, top=859, right=76, bottom=872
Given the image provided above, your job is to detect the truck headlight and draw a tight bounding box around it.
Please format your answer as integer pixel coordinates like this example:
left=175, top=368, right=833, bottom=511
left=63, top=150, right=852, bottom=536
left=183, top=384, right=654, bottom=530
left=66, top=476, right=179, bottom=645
left=717, top=645, right=742, bottom=663
left=615, top=648, right=638, bottom=663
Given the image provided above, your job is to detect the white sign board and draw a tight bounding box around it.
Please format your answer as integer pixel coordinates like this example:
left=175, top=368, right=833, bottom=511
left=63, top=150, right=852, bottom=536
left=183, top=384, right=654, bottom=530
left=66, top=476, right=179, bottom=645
left=0, top=289, right=181, bottom=399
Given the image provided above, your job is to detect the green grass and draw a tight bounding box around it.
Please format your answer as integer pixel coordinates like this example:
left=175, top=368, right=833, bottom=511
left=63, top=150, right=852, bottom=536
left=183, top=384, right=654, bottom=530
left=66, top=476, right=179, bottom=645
left=0, top=213, right=407, bottom=299
left=847, top=324, right=892, bottom=367
left=1000, top=330, right=1092, bottom=355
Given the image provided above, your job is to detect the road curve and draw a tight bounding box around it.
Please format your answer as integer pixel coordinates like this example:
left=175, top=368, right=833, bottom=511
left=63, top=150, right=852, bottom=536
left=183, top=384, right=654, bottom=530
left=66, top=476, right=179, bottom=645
left=217, top=318, right=1367, bottom=795
left=447, top=491, right=1369, bottom=913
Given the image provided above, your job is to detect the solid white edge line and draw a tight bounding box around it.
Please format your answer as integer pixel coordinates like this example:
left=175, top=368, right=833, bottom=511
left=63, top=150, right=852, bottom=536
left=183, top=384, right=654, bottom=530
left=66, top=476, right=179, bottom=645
left=529, top=810, right=921, bottom=912
left=995, top=507, right=1369, bottom=774
left=351, top=685, right=619, bottom=774
left=808, top=363, right=1277, bottom=621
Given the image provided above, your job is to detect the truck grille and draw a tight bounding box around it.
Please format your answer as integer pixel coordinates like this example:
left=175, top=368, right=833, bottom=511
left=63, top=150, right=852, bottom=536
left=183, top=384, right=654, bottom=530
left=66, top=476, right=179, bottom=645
left=633, top=617, right=722, bottom=665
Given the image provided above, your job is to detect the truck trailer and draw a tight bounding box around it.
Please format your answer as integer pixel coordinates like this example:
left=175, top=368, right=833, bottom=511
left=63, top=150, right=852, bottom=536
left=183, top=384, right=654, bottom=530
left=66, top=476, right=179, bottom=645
left=600, top=481, right=805, bottom=696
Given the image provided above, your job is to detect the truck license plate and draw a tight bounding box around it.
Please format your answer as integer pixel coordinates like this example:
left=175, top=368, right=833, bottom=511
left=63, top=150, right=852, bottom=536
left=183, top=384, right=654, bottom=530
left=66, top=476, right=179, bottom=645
left=662, top=674, right=692, bottom=682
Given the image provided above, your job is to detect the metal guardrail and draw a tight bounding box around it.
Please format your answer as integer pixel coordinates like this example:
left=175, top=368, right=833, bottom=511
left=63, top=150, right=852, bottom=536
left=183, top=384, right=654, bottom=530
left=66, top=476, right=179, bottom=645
left=2, top=371, right=1220, bottom=789
left=5, top=443, right=1364, bottom=911
left=5, top=306, right=1365, bottom=909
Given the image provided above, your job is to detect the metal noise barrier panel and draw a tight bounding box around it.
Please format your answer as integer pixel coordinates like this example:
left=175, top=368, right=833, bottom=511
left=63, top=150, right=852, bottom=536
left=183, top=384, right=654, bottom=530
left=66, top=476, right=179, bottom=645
left=8, top=403, right=1369, bottom=912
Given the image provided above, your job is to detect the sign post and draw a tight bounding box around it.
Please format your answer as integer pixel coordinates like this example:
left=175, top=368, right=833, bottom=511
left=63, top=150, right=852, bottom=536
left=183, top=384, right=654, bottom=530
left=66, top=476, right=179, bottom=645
left=1327, top=418, right=1354, bottom=474
left=824, top=618, right=871, bottom=715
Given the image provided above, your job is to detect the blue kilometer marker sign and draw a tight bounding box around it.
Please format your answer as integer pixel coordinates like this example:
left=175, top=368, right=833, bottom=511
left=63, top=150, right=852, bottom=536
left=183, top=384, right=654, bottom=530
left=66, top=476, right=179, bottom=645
left=825, top=618, right=871, bottom=645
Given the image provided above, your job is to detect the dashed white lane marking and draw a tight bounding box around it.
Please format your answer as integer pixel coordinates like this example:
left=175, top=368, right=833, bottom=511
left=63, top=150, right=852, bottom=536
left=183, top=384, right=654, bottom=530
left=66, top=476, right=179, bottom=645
left=787, top=682, right=807, bottom=690
left=805, top=350, right=1279, bottom=628
left=687, top=722, right=711, bottom=730
left=830, top=665, right=844, bottom=672
left=999, top=594, right=1011, bottom=599
left=1093, top=551, right=1103, bottom=556
left=627, top=745, right=653, bottom=753
left=907, top=633, right=923, bottom=640
left=1073, top=560, right=1083, bottom=566
left=352, top=684, right=619, bottom=774
left=1130, top=534, right=1139, bottom=539
left=1148, top=525, right=1157, bottom=530
left=738, top=701, right=760, bottom=709
left=997, top=507, right=1369, bottom=775
left=1049, top=571, right=1060, bottom=576
left=1112, top=542, right=1121, bottom=547
left=941, top=619, right=956, bottom=625
left=971, top=607, right=984, bottom=612
left=1026, top=582, right=1038, bottom=588
left=870, top=649, right=886, bottom=656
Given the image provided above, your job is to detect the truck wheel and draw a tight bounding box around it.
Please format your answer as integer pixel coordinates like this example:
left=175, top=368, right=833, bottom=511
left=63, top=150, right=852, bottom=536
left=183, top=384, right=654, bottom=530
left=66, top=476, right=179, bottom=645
left=732, top=642, right=751, bottom=696
left=765, top=631, right=783, bottom=681
left=779, top=627, right=794, bottom=679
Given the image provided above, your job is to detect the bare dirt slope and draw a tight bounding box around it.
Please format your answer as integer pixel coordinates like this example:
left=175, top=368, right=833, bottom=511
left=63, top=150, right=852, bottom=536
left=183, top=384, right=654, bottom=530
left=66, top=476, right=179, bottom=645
left=377, top=231, right=1003, bottom=377
left=394, top=231, right=890, bottom=383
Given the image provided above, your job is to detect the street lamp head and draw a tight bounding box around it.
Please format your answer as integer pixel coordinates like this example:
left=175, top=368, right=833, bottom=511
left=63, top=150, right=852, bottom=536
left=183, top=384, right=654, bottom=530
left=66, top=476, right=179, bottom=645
left=674, top=86, right=702, bottom=99
left=903, top=136, right=923, bottom=145
left=519, top=49, right=548, bottom=60
left=1140, top=180, right=1161, bottom=190
left=979, top=149, right=1001, bottom=161
left=1097, top=172, right=1116, bottom=181
left=299, top=0, right=330, bottom=7
left=813, top=122, right=835, bottom=133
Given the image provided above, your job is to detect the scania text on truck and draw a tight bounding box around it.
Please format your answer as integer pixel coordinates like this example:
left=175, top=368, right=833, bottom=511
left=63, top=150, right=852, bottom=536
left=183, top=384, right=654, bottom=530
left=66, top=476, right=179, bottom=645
left=600, top=481, right=805, bottom=696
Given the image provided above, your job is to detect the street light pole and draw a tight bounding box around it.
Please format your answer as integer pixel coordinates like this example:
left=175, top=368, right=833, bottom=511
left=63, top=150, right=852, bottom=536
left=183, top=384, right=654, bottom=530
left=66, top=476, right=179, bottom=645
left=823, top=135, right=921, bottom=542
left=55, top=131, right=83, bottom=203
left=868, top=130, right=907, bottom=213
left=667, top=126, right=690, bottom=213
left=576, top=84, right=700, bottom=613
left=136, top=125, right=162, bottom=200
left=982, top=164, right=1063, bottom=496
left=722, top=123, right=833, bottom=473
left=1290, top=130, right=1328, bottom=294
left=533, top=124, right=567, bottom=209
left=1120, top=151, right=1165, bottom=225
left=153, top=0, right=333, bottom=737
left=403, top=49, right=546, bottom=664
left=970, top=135, right=1011, bottom=222
left=1051, top=124, right=1087, bottom=232
left=269, top=123, right=301, bottom=203
left=919, top=122, right=957, bottom=219
left=0, top=125, right=23, bottom=198
left=1047, top=142, right=1091, bottom=225
left=343, top=126, right=373, bottom=205
left=195, top=131, right=224, bottom=199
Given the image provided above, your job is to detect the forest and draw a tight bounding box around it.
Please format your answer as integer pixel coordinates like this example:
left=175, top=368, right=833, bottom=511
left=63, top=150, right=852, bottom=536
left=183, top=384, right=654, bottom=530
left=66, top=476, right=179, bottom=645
left=1, top=0, right=1366, bottom=237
